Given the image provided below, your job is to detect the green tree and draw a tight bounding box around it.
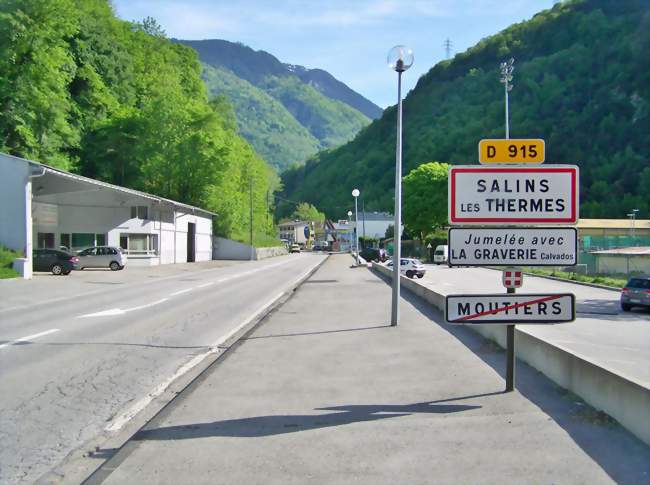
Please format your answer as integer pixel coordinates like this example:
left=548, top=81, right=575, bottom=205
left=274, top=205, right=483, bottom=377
left=402, top=162, right=450, bottom=243
left=290, top=202, right=325, bottom=223
left=0, top=0, right=80, bottom=168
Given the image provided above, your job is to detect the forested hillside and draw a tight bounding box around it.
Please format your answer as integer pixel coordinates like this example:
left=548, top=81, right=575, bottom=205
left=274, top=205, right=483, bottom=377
left=280, top=0, right=650, bottom=220
left=178, top=39, right=376, bottom=170
left=0, top=0, right=278, bottom=244
left=202, top=63, right=321, bottom=171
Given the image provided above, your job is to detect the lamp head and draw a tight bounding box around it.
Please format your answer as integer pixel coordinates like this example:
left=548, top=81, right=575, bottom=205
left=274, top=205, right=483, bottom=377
left=347, top=211, right=353, bottom=217
left=352, top=189, right=360, bottom=197
left=388, top=45, right=413, bottom=72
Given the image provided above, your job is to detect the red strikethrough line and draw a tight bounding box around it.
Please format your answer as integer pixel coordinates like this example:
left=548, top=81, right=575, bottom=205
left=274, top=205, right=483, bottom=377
left=455, top=294, right=564, bottom=322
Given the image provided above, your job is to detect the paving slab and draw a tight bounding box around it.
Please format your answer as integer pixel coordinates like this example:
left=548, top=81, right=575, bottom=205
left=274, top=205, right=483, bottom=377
left=95, top=255, right=649, bottom=484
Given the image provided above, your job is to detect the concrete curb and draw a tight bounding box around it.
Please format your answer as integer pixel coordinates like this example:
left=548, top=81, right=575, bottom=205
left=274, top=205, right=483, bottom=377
left=44, top=256, right=330, bottom=485
left=371, top=262, right=650, bottom=446
left=483, top=266, right=622, bottom=292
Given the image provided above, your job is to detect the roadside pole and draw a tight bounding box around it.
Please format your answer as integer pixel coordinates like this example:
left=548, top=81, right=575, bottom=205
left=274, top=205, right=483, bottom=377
left=505, top=288, right=515, bottom=392
left=249, top=177, right=254, bottom=261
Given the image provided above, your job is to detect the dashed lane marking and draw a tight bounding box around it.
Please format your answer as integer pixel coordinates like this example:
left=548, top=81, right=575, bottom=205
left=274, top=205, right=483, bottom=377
left=0, top=328, right=61, bottom=350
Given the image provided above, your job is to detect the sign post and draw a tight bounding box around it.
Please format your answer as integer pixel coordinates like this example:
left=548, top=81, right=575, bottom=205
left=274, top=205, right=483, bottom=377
left=446, top=138, right=577, bottom=392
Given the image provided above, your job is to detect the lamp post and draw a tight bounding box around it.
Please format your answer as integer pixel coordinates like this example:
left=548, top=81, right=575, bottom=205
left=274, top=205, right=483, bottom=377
left=627, top=209, right=639, bottom=242
left=388, top=45, right=413, bottom=326
left=500, top=58, right=514, bottom=139
left=347, top=210, right=353, bottom=253
left=352, top=189, right=361, bottom=265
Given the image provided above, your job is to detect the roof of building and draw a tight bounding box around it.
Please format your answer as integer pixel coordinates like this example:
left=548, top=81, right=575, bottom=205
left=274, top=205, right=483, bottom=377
left=578, top=219, right=650, bottom=229
left=358, top=211, right=393, bottom=221
left=591, top=246, right=650, bottom=256
left=2, top=152, right=216, bottom=216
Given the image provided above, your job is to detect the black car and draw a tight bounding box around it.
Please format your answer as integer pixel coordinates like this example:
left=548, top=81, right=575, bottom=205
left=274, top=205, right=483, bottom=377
left=621, top=276, right=650, bottom=311
left=360, top=248, right=387, bottom=262
left=33, top=249, right=78, bottom=275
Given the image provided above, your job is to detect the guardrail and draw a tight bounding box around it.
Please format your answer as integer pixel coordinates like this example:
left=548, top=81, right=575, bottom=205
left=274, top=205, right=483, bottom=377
left=371, top=262, right=650, bottom=445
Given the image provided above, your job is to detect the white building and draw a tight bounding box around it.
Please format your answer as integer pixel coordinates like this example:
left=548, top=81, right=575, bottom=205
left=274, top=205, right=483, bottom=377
left=278, top=220, right=313, bottom=246
left=354, top=211, right=400, bottom=240
left=1, top=153, right=214, bottom=277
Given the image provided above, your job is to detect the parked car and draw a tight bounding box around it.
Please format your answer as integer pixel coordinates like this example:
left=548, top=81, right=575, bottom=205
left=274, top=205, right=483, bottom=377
left=360, top=247, right=387, bottom=262
left=33, top=249, right=78, bottom=275
left=290, top=244, right=301, bottom=253
left=76, top=246, right=127, bottom=270
left=386, top=258, right=426, bottom=279
left=620, top=276, right=650, bottom=311
left=312, top=243, right=329, bottom=252
left=433, top=245, right=449, bottom=264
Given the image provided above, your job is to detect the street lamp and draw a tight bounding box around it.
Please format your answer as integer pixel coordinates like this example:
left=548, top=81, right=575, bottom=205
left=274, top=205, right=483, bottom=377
left=347, top=211, right=353, bottom=253
left=352, top=189, right=360, bottom=265
left=388, top=45, right=413, bottom=326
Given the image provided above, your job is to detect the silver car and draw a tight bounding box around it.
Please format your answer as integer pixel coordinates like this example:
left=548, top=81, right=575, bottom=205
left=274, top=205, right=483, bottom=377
left=76, top=246, right=127, bottom=271
left=620, top=276, right=650, bottom=311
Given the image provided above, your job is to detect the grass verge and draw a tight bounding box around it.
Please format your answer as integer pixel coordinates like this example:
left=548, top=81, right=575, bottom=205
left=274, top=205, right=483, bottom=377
left=524, top=267, right=628, bottom=289
left=0, top=246, right=20, bottom=279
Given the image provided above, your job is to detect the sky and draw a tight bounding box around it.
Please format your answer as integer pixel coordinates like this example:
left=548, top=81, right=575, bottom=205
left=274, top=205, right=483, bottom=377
left=112, top=1, right=555, bottom=108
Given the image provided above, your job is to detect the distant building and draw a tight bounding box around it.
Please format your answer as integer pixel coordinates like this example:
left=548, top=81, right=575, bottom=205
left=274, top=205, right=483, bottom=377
left=577, top=219, right=650, bottom=238
left=278, top=220, right=313, bottom=246
left=355, top=211, right=396, bottom=239
left=591, top=247, right=650, bottom=276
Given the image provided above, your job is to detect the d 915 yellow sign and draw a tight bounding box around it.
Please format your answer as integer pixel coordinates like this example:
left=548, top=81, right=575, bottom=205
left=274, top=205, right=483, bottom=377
left=479, top=139, right=545, bottom=164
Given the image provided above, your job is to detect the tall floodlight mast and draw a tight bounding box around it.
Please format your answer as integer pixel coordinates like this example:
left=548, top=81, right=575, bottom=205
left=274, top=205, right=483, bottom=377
left=500, top=58, right=515, bottom=139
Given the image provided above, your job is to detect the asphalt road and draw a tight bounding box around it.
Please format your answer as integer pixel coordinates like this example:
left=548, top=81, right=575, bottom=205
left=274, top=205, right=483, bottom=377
left=418, top=264, right=650, bottom=386
left=0, top=253, right=325, bottom=484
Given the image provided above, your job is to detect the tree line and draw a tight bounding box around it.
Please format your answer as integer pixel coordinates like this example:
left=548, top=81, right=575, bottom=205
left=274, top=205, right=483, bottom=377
left=0, top=0, right=279, bottom=245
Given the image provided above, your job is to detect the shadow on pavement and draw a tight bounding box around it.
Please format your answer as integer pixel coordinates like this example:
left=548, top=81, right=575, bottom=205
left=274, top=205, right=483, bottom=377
left=389, top=277, right=650, bottom=485
left=133, top=401, right=480, bottom=440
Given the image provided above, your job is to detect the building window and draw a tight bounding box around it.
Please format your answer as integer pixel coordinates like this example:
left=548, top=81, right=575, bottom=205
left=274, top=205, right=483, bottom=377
left=96, top=233, right=106, bottom=246
left=119, top=233, right=158, bottom=256
left=72, top=233, right=95, bottom=249
left=131, top=206, right=149, bottom=220
left=60, top=233, right=71, bottom=249
left=37, top=232, right=55, bottom=249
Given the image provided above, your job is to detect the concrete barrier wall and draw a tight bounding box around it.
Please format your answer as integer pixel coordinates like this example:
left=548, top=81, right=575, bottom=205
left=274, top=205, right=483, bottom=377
left=213, top=237, right=287, bottom=261
left=256, top=246, right=288, bottom=260
left=371, top=262, right=650, bottom=445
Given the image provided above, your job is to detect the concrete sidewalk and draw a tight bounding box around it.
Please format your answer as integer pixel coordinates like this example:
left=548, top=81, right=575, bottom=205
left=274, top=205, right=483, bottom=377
left=89, top=255, right=648, bottom=484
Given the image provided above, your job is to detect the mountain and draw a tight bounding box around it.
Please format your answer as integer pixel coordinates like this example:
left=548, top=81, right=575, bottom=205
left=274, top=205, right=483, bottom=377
left=279, top=0, right=650, bottom=220
left=177, top=39, right=380, bottom=171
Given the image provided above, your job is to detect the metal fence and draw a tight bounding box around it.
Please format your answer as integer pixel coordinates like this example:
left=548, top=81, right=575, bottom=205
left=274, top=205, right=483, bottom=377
left=579, top=235, right=650, bottom=273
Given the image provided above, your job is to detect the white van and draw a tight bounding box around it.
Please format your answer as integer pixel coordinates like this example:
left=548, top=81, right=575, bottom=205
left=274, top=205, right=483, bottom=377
left=433, top=245, right=448, bottom=264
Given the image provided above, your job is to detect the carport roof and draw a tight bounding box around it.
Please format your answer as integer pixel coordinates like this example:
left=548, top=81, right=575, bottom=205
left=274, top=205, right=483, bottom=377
left=3, top=152, right=216, bottom=217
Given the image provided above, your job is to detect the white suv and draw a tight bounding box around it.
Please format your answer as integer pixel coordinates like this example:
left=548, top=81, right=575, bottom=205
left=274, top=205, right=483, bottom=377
left=386, top=258, right=426, bottom=279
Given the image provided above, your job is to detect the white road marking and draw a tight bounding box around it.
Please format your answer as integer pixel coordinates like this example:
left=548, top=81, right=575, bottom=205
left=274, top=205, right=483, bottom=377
left=0, top=328, right=60, bottom=350
left=79, top=299, right=169, bottom=318
left=127, top=298, right=170, bottom=312
left=78, top=256, right=315, bottom=319
left=104, top=259, right=321, bottom=432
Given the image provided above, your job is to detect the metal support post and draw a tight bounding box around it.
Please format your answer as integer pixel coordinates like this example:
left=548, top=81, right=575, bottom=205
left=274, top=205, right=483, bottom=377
left=505, top=286, right=515, bottom=392
left=391, top=70, right=403, bottom=326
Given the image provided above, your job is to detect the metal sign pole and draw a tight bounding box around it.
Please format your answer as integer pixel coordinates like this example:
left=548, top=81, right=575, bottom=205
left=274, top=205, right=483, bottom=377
left=505, top=286, right=515, bottom=392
